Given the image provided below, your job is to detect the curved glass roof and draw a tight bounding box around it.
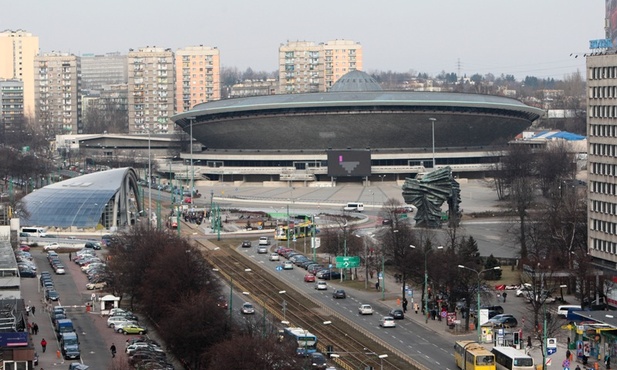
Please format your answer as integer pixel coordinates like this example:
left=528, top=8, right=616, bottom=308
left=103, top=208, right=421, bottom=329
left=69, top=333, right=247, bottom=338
left=21, top=168, right=134, bottom=228
left=329, top=70, right=383, bottom=92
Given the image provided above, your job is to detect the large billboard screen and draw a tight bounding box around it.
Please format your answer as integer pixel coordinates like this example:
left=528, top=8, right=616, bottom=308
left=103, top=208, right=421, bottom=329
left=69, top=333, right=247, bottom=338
left=327, top=150, right=371, bottom=177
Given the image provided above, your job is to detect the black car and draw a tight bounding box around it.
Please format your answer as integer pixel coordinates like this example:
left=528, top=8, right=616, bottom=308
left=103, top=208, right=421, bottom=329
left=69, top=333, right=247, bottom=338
left=310, top=352, right=328, bottom=370
left=332, top=289, right=346, bottom=299
left=85, top=242, right=102, bottom=250
left=316, top=269, right=341, bottom=280
left=19, top=268, right=36, bottom=278
left=45, top=289, right=60, bottom=301
left=241, top=240, right=251, bottom=248
left=389, top=309, right=404, bottom=320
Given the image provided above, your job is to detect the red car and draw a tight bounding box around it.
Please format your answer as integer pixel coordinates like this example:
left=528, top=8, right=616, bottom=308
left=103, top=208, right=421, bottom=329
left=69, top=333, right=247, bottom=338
left=19, top=245, right=31, bottom=252
left=304, top=273, right=316, bottom=283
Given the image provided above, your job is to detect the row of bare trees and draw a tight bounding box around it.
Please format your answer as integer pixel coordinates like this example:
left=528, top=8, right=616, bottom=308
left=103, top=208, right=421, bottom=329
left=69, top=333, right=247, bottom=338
left=106, top=226, right=303, bottom=370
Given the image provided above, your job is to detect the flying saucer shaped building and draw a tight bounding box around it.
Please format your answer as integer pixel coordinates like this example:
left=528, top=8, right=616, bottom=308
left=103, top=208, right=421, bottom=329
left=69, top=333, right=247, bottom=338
left=172, top=71, right=544, bottom=183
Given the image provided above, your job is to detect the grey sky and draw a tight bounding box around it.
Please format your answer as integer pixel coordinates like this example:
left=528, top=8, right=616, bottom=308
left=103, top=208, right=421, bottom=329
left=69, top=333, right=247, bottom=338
left=2, top=0, right=604, bottom=80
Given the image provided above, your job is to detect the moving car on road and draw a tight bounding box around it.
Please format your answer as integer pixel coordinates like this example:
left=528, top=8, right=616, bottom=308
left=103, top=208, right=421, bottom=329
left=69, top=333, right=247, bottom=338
left=358, top=304, right=374, bottom=315
left=379, top=316, right=396, bottom=328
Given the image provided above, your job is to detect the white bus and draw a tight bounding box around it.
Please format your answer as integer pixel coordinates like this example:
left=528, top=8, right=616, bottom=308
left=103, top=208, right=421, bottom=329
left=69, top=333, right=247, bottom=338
left=491, top=346, right=534, bottom=370
left=343, top=202, right=364, bottom=212
left=20, top=227, right=47, bottom=237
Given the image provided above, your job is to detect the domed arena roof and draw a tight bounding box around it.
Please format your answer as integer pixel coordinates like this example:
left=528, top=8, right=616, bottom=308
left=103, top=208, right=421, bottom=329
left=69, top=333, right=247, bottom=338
left=329, top=70, right=382, bottom=92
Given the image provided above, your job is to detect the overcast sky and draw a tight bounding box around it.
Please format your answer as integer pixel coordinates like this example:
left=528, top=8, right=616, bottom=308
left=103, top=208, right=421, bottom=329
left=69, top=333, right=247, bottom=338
left=2, top=0, right=604, bottom=80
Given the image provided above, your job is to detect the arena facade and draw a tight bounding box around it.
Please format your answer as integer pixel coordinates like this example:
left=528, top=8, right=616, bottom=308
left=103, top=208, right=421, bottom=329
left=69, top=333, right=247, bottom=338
left=171, top=71, right=545, bottom=185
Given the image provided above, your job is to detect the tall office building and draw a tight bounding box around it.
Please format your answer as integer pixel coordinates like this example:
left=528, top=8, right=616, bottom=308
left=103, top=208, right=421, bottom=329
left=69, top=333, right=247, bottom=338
left=0, top=79, right=24, bottom=141
left=81, top=52, right=128, bottom=93
left=175, top=46, right=220, bottom=113
left=0, top=30, right=39, bottom=118
left=34, top=52, right=82, bottom=135
left=127, top=47, right=175, bottom=133
left=278, top=39, right=362, bottom=94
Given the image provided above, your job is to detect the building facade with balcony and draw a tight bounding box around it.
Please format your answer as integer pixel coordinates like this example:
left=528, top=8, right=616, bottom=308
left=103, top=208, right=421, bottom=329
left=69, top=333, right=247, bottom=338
left=0, top=79, right=24, bottom=141
left=278, top=39, right=362, bottom=94
left=0, top=30, right=39, bottom=118
left=127, top=47, right=175, bottom=134
left=34, top=52, right=82, bottom=135
left=174, top=46, right=220, bottom=113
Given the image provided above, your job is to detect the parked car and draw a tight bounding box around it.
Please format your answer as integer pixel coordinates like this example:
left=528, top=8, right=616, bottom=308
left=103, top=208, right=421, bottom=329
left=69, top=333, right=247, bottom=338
left=516, top=283, right=533, bottom=297
left=307, top=264, right=324, bottom=275
left=241, top=302, right=255, bottom=315
left=487, top=314, right=518, bottom=327
left=86, top=281, right=107, bottom=290
left=45, top=289, right=60, bottom=301
left=120, top=324, right=148, bottom=335
left=379, top=316, right=396, bottom=328
left=316, top=269, right=341, bottom=280
left=358, top=304, right=374, bottom=315
left=332, top=289, right=346, bottom=299
left=84, top=242, right=102, bottom=250
left=43, top=242, right=60, bottom=251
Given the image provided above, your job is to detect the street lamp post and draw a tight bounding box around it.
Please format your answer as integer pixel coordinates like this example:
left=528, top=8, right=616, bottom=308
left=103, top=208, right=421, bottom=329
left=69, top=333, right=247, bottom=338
left=429, top=117, right=436, bottom=168
left=187, top=117, right=196, bottom=207
left=341, top=221, right=348, bottom=283
left=458, top=265, right=501, bottom=343
left=147, top=128, right=151, bottom=230
left=378, top=354, right=388, bottom=370
left=411, top=245, right=443, bottom=323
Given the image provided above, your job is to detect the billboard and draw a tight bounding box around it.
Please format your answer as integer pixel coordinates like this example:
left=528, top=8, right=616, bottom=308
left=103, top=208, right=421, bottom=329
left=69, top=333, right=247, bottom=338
left=327, top=150, right=371, bottom=177
left=608, top=0, right=617, bottom=49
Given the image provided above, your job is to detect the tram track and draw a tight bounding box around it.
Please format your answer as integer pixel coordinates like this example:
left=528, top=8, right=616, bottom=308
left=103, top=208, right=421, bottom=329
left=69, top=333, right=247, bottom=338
left=194, top=237, right=426, bottom=370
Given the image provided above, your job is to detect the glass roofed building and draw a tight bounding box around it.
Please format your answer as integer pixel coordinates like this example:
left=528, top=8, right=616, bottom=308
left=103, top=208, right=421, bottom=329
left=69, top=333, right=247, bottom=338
left=21, top=168, right=141, bottom=229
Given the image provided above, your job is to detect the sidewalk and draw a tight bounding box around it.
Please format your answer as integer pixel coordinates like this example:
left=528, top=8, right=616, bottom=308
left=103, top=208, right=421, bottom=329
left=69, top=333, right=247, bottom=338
left=352, top=269, right=579, bottom=369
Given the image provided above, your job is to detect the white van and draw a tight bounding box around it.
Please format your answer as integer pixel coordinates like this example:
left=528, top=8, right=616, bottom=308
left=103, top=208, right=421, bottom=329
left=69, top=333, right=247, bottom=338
left=557, top=305, right=581, bottom=318
left=343, top=202, right=364, bottom=212
left=259, top=236, right=270, bottom=246
left=20, top=227, right=47, bottom=237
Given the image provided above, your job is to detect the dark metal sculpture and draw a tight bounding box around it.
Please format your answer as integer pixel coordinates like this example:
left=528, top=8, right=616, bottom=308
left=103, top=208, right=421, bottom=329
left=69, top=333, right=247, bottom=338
left=401, top=167, right=461, bottom=228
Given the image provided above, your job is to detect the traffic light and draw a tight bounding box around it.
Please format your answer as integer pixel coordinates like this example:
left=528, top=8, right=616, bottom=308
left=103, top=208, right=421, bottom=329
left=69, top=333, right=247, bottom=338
left=513, top=331, right=520, bottom=345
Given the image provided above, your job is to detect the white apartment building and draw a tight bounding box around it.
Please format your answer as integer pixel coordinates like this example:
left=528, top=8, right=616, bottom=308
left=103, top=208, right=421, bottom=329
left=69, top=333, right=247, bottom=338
left=127, top=47, right=175, bottom=134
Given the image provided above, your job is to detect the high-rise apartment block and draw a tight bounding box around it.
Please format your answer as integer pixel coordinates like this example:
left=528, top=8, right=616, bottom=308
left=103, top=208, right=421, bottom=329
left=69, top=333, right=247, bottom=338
left=81, top=52, right=128, bottom=93
left=127, top=47, right=175, bottom=133
left=175, top=46, right=220, bottom=113
left=278, top=39, right=362, bottom=94
left=0, top=30, right=39, bottom=117
left=323, top=39, right=363, bottom=90
left=34, top=52, right=82, bottom=134
left=0, top=79, right=24, bottom=140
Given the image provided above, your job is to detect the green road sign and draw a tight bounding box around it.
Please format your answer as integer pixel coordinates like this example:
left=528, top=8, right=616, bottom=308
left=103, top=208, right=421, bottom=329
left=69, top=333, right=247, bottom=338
left=335, top=256, right=361, bottom=268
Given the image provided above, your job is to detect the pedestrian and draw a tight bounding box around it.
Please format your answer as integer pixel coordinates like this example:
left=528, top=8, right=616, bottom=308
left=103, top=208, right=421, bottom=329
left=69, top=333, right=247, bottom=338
left=27, top=322, right=32, bottom=334
left=605, top=354, right=611, bottom=369
left=575, top=365, right=581, bottom=370
left=25, top=305, right=30, bottom=316
left=31, top=305, right=35, bottom=316
left=403, top=298, right=408, bottom=313
left=110, top=343, right=117, bottom=358
left=33, top=323, right=38, bottom=335
left=502, top=292, right=507, bottom=302
left=375, top=281, right=379, bottom=291
left=40, top=338, right=47, bottom=353
left=69, top=252, right=72, bottom=260
left=566, top=349, right=571, bottom=362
